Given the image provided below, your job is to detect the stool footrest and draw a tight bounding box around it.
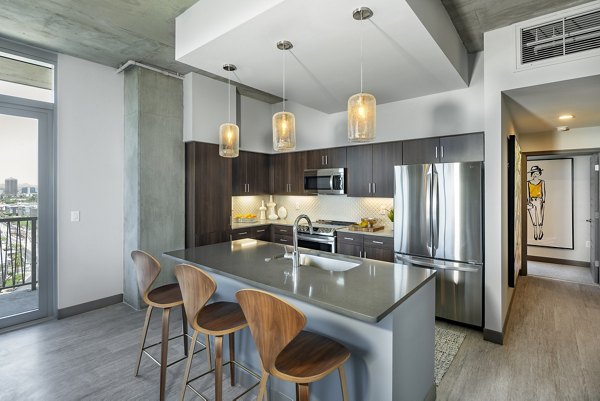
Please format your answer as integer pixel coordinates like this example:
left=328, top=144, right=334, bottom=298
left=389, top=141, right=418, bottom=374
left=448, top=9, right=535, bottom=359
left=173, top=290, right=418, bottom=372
left=185, top=360, right=261, bottom=401
left=142, top=335, right=207, bottom=368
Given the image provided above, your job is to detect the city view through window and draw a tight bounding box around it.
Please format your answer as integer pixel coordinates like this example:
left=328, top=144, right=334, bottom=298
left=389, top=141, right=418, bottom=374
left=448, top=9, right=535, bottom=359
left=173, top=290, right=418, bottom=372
left=0, top=113, right=39, bottom=318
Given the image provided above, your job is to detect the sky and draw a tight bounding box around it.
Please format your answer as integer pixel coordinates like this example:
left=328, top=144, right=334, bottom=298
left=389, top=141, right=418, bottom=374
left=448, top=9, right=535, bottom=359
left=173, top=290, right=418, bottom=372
left=0, top=113, right=38, bottom=186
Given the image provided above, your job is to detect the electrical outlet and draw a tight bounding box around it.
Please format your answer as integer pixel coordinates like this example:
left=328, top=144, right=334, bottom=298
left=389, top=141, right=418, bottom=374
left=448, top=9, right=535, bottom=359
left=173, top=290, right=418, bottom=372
left=70, top=210, right=80, bottom=222
left=586, top=241, right=591, bottom=248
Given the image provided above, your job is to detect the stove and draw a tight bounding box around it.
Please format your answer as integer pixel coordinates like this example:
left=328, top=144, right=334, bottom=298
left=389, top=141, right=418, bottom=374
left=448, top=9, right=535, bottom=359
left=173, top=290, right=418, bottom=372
left=295, top=219, right=354, bottom=253
left=297, top=219, right=354, bottom=237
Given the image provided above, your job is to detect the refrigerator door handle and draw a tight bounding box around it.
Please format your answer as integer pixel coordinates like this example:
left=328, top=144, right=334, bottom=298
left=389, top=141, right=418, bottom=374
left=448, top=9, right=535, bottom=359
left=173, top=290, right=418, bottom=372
left=426, top=167, right=432, bottom=252
left=432, top=168, right=440, bottom=251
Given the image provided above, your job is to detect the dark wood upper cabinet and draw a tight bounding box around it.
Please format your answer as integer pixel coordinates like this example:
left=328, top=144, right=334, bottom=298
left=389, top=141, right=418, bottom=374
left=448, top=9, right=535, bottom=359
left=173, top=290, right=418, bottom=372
left=306, top=147, right=347, bottom=169
left=347, top=142, right=401, bottom=198
left=372, top=142, right=402, bottom=198
left=439, top=133, right=484, bottom=163
left=270, top=151, right=307, bottom=195
left=186, top=142, right=232, bottom=247
left=402, top=137, right=440, bottom=165
left=233, top=151, right=270, bottom=195
left=346, top=145, right=373, bottom=197
left=402, top=133, right=484, bottom=165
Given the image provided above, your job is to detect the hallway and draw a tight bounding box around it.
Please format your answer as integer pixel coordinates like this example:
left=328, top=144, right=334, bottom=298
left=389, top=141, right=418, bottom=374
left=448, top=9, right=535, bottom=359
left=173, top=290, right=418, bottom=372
left=437, top=275, right=600, bottom=401
left=528, top=260, right=595, bottom=285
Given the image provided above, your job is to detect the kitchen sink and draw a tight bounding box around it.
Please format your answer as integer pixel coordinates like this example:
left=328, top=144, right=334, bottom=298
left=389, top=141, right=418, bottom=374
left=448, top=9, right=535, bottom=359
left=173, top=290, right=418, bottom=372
left=268, top=251, right=360, bottom=272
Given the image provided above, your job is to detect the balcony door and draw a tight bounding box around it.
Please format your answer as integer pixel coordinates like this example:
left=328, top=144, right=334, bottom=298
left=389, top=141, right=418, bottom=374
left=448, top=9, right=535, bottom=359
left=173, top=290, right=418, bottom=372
left=0, top=102, right=54, bottom=329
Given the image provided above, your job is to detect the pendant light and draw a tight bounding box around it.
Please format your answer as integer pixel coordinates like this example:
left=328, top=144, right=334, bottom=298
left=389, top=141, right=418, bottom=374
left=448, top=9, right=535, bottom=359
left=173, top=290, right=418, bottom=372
left=348, top=7, right=376, bottom=143
left=219, top=63, right=239, bottom=158
left=273, top=40, right=296, bottom=152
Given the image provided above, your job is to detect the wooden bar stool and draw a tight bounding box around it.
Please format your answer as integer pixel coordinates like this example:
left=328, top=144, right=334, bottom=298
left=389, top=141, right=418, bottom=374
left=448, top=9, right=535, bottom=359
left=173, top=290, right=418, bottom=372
left=174, top=264, right=260, bottom=401
left=236, top=289, right=350, bottom=401
left=131, top=250, right=206, bottom=401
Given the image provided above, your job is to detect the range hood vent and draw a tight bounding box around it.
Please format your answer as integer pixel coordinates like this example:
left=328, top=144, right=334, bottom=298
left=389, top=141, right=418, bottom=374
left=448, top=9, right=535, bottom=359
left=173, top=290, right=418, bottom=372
left=520, top=7, right=600, bottom=65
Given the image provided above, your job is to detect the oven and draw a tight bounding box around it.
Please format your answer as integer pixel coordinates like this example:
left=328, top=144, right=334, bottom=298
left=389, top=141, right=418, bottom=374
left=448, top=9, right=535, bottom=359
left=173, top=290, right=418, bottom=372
left=296, top=233, right=336, bottom=253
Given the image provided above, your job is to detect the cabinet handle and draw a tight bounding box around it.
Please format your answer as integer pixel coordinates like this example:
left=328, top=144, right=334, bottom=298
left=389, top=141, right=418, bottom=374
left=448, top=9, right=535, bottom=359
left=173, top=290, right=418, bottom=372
left=257, top=229, right=265, bottom=233
left=371, top=240, right=384, bottom=245
left=280, top=229, right=287, bottom=232
left=435, top=146, right=438, bottom=159
left=321, top=155, right=325, bottom=165
left=441, top=146, right=444, bottom=159
left=325, top=155, right=328, bottom=165
left=280, top=238, right=288, bottom=242
left=373, top=182, right=376, bottom=193
left=238, top=232, right=248, bottom=235
left=368, top=183, right=372, bottom=194
left=364, top=251, right=367, bottom=258
left=343, top=237, right=354, bottom=241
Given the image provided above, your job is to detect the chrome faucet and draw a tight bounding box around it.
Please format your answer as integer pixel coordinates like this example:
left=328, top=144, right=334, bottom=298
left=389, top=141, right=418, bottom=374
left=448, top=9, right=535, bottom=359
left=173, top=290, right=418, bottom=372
left=292, top=214, right=313, bottom=269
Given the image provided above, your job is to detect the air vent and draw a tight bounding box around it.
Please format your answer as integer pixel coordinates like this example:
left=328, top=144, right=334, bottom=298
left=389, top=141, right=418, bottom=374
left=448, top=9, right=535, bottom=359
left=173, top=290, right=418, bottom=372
left=520, top=8, right=600, bottom=64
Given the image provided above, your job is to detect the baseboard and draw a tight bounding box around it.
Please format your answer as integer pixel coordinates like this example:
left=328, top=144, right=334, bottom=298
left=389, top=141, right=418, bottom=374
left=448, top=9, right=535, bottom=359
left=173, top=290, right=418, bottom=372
left=527, top=255, right=589, bottom=268
left=424, top=383, right=436, bottom=401
left=57, top=294, right=123, bottom=319
left=483, top=328, right=503, bottom=344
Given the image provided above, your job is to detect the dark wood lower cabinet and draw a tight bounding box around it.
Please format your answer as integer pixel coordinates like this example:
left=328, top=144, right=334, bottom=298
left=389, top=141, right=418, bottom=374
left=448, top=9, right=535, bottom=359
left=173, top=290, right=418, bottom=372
left=336, top=233, right=394, bottom=262
left=336, top=242, right=362, bottom=257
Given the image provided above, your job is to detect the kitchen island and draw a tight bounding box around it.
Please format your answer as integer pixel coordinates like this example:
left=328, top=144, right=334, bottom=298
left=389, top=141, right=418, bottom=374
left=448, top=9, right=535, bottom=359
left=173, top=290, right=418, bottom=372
left=165, top=240, right=436, bottom=401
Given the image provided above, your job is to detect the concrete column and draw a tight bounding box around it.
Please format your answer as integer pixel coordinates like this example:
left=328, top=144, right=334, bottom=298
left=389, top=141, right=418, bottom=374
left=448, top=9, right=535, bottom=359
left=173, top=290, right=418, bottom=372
left=123, top=67, right=184, bottom=309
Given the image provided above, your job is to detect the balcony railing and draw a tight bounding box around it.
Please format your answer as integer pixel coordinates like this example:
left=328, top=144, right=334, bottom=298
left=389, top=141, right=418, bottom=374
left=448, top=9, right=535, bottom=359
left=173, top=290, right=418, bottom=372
left=0, top=217, right=37, bottom=291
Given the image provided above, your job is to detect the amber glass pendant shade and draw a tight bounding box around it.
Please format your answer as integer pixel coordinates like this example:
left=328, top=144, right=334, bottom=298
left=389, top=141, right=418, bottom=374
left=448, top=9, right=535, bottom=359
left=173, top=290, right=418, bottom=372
left=219, top=122, right=239, bottom=157
left=348, top=92, right=376, bottom=142
left=272, top=111, right=296, bottom=151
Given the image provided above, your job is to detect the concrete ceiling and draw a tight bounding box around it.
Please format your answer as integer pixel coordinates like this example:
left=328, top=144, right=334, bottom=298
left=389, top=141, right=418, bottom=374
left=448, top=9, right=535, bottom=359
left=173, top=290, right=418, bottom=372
left=440, top=0, right=594, bottom=52
left=0, top=0, right=595, bottom=102
left=177, top=0, right=469, bottom=113
left=504, top=74, right=600, bottom=134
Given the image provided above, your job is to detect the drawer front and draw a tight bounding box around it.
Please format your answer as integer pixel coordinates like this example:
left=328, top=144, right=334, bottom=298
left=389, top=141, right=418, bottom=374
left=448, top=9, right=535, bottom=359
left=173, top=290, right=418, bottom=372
left=273, top=234, right=292, bottom=245
left=363, top=235, right=393, bottom=249
left=337, top=232, right=364, bottom=245
left=230, top=229, right=252, bottom=240
left=253, top=226, right=270, bottom=241
left=272, top=225, right=292, bottom=235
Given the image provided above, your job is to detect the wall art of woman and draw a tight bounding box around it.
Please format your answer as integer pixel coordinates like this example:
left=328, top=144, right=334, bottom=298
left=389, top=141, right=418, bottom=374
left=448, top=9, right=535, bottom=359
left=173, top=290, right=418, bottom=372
left=527, top=165, right=546, bottom=240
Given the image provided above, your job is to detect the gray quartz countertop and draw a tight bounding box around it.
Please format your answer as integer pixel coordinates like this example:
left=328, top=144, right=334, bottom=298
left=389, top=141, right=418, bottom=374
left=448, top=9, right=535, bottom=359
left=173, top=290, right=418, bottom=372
left=231, top=220, right=294, bottom=229
left=336, top=227, right=394, bottom=238
left=164, top=240, right=435, bottom=323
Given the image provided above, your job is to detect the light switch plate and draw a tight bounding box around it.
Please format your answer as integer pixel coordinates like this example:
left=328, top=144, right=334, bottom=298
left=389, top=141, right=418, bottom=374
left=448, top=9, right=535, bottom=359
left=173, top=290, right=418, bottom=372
left=586, top=240, right=591, bottom=248
left=70, top=211, right=80, bottom=222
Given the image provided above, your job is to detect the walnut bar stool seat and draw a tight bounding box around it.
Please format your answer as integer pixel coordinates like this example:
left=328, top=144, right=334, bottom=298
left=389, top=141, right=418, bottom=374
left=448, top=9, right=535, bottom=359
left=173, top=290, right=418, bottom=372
left=236, top=289, right=350, bottom=401
left=131, top=250, right=208, bottom=401
left=174, top=264, right=260, bottom=401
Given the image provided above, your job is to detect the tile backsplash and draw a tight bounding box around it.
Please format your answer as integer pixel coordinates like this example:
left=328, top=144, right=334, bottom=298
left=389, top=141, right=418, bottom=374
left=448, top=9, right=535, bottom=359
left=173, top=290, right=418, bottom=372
left=232, top=195, right=394, bottom=228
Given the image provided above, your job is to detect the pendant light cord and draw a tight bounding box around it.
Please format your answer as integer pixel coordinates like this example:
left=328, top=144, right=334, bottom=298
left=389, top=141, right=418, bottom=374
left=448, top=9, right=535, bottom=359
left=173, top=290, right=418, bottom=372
left=227, top=69, right=231, bottom=123
left=282, top=47, right=286, bottom=112
left=360, top=12, right=364, bottom=94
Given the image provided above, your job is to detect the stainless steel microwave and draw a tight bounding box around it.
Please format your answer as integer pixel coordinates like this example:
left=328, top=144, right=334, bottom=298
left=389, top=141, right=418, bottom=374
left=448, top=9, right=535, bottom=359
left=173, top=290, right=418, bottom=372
left=304, top=168, right=346, bottom=195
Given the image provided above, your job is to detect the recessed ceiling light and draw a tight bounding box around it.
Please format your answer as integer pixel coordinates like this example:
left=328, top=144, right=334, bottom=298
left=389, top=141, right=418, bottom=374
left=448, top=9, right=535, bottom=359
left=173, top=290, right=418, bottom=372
left=556, top=126, right=570, bottom=132
left=558, top=114, right=574, bottom=120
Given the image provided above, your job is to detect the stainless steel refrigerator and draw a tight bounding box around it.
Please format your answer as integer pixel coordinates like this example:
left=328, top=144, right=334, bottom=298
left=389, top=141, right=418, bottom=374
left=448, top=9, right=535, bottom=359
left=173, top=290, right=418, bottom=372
left=394, top=162, right=483, bottom=326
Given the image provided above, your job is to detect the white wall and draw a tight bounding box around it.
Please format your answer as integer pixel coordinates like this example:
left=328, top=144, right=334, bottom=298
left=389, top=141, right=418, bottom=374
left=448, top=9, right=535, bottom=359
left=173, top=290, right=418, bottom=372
left=242, top=52, right=484, bottom=153
left=183, top=72, right=235, bottom=143
left=526, top=155, right=591, bottom=262
left=240, top=95, right=272, bottom=152
left=519, top=126, right=600, bottom=153
left=56, top=54, right=124, bottom=309
left=484, top=2, right=600, bottom=334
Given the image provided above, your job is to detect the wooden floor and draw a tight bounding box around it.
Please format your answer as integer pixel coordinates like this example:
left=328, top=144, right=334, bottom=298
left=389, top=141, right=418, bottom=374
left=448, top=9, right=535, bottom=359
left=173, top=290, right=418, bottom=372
left=0, top=275, right=598, bottom=401
left=437, top=275, right=600, bottom=401
left=0, top=304, right=257, bottom=401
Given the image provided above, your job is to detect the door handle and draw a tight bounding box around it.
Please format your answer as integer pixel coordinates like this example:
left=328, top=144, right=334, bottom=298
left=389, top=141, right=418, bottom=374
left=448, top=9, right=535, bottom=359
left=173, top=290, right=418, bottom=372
left=373, top=182, right=376, bottom=193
